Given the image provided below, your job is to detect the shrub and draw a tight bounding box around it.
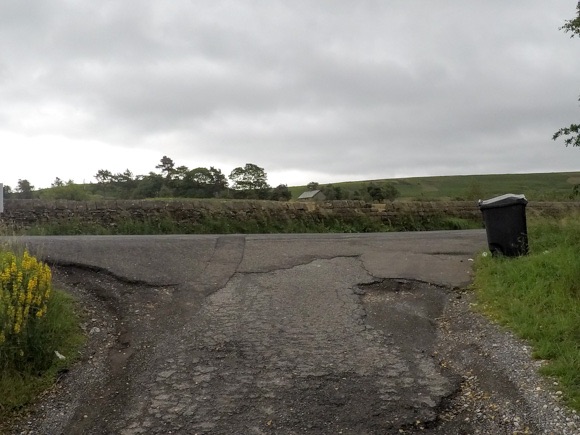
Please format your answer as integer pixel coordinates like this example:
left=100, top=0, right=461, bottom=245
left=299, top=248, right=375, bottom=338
left=0, top=248, right=84, bottom=424
left=40, top=184, right=90, bottom=201
left=0, top=250, right=53, bottom=371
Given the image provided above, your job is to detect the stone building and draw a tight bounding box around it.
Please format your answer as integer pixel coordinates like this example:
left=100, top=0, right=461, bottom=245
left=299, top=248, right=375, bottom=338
left=297, top=190, right=326, bottom=201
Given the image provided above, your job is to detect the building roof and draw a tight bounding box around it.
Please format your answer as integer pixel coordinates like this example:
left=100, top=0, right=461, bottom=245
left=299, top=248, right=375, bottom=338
left=297, top=190, right=323, bottom=199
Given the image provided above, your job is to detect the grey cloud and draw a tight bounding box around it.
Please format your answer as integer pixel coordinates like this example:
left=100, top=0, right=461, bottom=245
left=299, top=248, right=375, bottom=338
left=1, top=0, right=579, bottom=186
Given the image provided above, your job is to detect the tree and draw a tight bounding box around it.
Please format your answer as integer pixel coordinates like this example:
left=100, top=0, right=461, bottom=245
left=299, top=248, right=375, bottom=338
left=367, top=185, right=385, bottom=202
left=95, top=169, right=114, bottom=184
left=174, top=165, right=190, bottom=181
left=189, top=166, right=228, bottom=197
left=156, top=156, right=176, bottom=180
left=307, top=181, right=320, bottom=191
left=186, top=167, right=213, bottom=185
left=113, top=169, right=134, bottom=184
left=321, top=184, right=344, bottom=200
left=553, top=3, right=580, bottom=147
left=207, top=166, right=228, bottom=196
left=16, top=179, right=34, bottom=199
left=51, top=177, right=64, bottom=188
left=2, top=185, right=12, bottom=199
left=172, top=166, right=228, bottom=198
left=112, top=169, right=138, bottom=198
left=175, top=167, right=211, bottom=197
left=383, top=182, right=400, bottom=202
left=228, top=163, right=270, bottom=191
left=270, top=184, right=292, bottom=201
left=133, top=172, right=164, bottom=198
left=560, top=2, right=580, bottom=37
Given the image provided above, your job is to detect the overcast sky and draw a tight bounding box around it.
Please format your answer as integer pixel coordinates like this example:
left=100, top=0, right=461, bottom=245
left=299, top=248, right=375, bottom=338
left=1, top=0, right=579, bottom=190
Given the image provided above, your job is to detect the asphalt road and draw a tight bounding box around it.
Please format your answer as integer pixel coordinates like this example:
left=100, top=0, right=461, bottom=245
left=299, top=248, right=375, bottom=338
left=6, top=230, right=558, bottom=434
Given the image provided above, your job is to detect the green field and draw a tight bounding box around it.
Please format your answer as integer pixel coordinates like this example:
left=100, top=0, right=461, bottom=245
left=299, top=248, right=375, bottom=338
left=290, top=171, right=580, bottom=201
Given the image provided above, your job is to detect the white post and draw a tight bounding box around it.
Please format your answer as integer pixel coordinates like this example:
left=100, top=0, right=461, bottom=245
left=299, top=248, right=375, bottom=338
left=0, top=183, right=3, bottom=213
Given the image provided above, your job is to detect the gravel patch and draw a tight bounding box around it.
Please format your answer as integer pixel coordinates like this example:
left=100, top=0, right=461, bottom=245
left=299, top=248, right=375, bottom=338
left=434, top=289, right=579, bottom=434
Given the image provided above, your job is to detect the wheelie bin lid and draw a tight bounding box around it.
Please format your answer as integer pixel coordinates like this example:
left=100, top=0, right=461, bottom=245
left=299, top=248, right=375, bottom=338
left=478, top=193, right=527, bottom=209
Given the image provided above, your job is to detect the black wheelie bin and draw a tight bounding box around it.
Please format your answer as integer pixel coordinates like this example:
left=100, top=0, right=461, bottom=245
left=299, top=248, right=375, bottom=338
left=479, top=193, right=528, bottom=257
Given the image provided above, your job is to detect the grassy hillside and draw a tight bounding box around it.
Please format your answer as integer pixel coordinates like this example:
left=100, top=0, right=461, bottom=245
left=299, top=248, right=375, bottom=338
left=17, top=171, right=580, bottom=202
left=290, top=172, right=580, bottom=201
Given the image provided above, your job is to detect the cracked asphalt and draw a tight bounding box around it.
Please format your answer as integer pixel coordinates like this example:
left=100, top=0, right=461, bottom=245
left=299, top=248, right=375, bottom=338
left=8, top=230, right=568, bottom=434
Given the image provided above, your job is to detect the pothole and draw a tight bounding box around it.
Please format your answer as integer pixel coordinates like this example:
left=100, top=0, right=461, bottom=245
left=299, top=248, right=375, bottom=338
left=357, top=278, right=449, bottom=352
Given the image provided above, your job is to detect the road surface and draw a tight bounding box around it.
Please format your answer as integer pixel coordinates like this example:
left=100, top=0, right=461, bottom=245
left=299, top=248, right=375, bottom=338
left=5, top=231, right=575, bottom=434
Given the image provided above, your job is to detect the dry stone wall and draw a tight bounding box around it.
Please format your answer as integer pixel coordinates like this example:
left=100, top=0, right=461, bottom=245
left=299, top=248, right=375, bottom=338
left=0, top=199, right=578, bottom=230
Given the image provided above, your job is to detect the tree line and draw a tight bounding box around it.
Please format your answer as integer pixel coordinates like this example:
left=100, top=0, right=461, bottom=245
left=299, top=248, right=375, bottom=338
left=2, top=156, right=401, bottom=202
left=2, top=157, right=292, bottom=201
left=92, top=157, right=292, bottom=200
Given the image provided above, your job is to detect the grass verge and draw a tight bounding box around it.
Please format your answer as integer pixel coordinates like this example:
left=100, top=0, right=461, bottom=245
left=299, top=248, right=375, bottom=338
left=473, top=215, right=580, bottom=411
